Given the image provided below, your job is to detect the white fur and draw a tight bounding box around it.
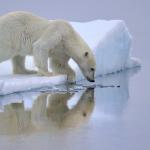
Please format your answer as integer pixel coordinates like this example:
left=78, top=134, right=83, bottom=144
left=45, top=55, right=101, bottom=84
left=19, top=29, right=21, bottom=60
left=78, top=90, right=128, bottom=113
left=0, top=11, right=96, bottom=82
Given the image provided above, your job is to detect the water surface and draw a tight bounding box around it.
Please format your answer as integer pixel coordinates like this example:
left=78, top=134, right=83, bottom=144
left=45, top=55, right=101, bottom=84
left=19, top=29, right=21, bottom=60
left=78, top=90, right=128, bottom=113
left=0, top=66, right=149, bottom=150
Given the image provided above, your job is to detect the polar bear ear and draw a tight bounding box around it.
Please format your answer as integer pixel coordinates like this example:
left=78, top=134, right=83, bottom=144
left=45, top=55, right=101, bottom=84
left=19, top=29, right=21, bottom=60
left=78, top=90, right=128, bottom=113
left=84, top=52, right=89, bottom=57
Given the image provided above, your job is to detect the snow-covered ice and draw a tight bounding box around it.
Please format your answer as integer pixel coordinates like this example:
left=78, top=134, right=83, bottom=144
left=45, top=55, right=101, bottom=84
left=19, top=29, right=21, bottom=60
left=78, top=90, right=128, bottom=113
left=0, top=20, right=141, bottom=95
left=0, top=75, right=67, bottom=95
left=0, top=67, right=140, bottom=114
left=70, top=20, right=140, bottom=80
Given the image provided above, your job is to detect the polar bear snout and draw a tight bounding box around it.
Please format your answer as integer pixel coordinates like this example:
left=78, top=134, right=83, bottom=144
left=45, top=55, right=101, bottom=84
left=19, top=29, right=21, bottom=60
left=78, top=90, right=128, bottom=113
left=85, top=69, right=95, bottom=82
left=87, top=78, right=95, bottom=82
left=79, top=62, right=96, bottom=82
left=86, top=75, right=95, bottom=82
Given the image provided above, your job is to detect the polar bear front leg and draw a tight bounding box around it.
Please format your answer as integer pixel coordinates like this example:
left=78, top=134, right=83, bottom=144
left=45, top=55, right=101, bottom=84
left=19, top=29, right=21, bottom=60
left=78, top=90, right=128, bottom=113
left=50, top=58, right=76, bottom=83
left=12, top=55, right=37, bottom=74
left=33, top=47, right=53, bottom=76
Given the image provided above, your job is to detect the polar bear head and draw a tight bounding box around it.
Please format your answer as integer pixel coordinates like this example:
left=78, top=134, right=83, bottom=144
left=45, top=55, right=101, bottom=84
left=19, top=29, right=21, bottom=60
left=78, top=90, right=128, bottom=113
left=78, top=50, right=96, bottom=82
left=55, top=20, right=96, bottom=82
left=65, top=36, right=96, bottom=82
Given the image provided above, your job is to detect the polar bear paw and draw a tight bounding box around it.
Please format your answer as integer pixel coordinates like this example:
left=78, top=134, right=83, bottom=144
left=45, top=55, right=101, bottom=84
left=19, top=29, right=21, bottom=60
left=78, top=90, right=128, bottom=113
left=67, top=71, right=76, bottom=84
left=37, top=70, right=54, bottom=76
left=13, top=69, right=37, bottom=75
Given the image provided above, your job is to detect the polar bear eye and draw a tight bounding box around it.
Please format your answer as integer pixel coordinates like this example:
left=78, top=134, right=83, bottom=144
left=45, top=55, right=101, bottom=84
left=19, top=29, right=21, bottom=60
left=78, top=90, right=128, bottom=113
left=84, top=52, right=88, bottom=57
left=90, top=68, right=95, bottom=71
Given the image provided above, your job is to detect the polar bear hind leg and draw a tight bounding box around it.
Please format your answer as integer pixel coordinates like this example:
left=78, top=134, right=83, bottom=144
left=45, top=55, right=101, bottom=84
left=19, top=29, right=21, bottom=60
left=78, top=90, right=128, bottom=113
left=12, top=55, right=37, bottom=74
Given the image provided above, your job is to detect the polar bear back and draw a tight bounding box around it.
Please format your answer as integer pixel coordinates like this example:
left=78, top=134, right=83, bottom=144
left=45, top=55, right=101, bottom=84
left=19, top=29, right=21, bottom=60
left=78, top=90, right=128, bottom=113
left=0, top=11, right=50, bottom=61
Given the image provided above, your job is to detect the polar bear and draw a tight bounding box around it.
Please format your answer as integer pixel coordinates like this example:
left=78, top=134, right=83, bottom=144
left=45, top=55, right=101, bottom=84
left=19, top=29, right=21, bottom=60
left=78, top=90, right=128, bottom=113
left=0, top=11, right=96, bottom=82
left=32, top=88, right=94, bottom=129
left=0, top=88, right=94, bottom=133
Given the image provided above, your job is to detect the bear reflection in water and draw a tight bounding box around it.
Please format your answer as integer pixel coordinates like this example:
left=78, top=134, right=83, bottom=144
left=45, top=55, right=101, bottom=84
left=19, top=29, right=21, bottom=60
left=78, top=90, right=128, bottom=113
left=0, top=88, right=94, bottom=134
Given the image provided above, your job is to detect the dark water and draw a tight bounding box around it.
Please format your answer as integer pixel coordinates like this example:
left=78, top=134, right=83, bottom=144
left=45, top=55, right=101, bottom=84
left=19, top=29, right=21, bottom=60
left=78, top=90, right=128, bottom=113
left=0, top=65, right=149, bottom=150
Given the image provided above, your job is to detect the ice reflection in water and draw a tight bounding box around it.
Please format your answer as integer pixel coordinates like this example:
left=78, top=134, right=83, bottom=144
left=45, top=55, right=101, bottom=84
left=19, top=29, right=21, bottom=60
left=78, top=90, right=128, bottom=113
left=0, top=67, right=141, bottom=150
left=0, top=88, right=94, bottom=135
